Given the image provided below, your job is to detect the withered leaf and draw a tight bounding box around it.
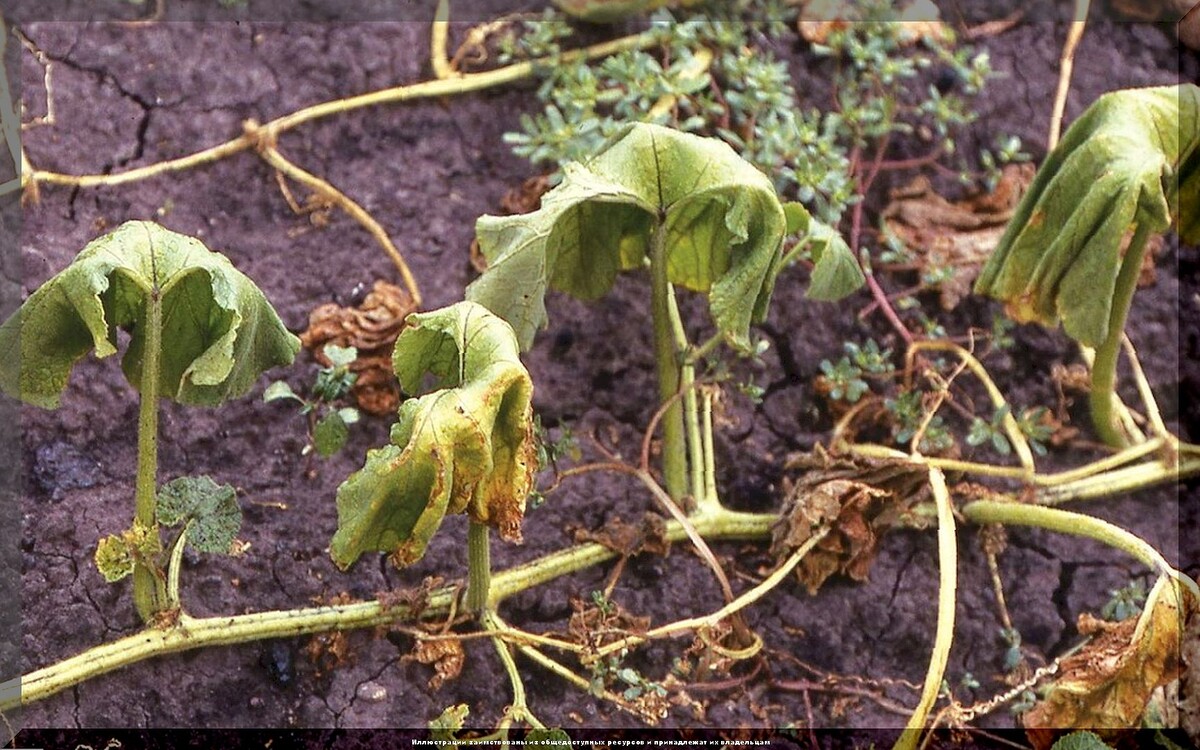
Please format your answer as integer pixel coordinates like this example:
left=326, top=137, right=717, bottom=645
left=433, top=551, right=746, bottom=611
left=567, top=594, right=651, bottom=650
left=411, top=638, right=466, bottom=691
left=882, top=163, right=1034, bottom=310
left=300, top=281, right=418, bottom=415
left=799, top=0, right=950, bottom=46
left=1025, top=576, right=1197, bottom=740
left=572, top=513, right=670, bottom=558
left=330, top=302, right=536, bottom=570
left=772, top=449, right=931, bottom=594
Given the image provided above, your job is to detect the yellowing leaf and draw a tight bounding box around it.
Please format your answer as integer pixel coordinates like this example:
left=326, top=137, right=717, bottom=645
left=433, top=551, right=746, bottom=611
left=975, top=84, right=1200, bottom=347
left=1025, top=575, right=1197, bottom=734
left=0, top=221, right=300, bottom=408
left=330, top=302, right=536, bottom=569
left=468, top=123, right=861, bottom=351
left=94, top=521, right=159, bottom=583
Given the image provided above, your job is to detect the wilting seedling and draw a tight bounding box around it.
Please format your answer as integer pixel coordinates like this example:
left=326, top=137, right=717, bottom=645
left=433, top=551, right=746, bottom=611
left=0, top=221, right=299, bottom=620
left=468, top=122, right=862, bottom=505
left=975, top=83, right=1200, bottom=446
left=330, top=300, right=536, bottom=613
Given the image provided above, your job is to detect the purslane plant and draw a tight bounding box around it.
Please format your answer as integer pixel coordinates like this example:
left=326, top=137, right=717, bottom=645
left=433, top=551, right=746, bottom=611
left=467, top=122, right=862, bottom=505
left=0, top=220, right=299, bottom=620
left=975, top=83, right=1200, bottom=447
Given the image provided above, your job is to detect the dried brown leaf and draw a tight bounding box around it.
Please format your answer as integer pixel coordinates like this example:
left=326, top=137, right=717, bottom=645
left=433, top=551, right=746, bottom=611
left=1025, top=578, right=1197, bottom=738
left=1181, top=600, right=1200, bottom=743
left=411, top=638, right=466, bottom=691
left=566, top=594, right=651, bottom=651
left=572, top=512, right=670, bottom=558
left=798, top=0, right=950, bottom=45
left=299, top=281, right=418, bottom=415
left=882, top=163, right=1035, bottom=310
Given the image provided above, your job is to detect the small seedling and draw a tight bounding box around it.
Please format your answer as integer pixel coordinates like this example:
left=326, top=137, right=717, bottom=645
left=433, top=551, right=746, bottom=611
left=1100, top=579, right=1147, bottom=622
left=264, top=344, right=362, bottom=457
left=0, top=220, right=298, bottom=621
left=967, top=406, right=1013, bottom=456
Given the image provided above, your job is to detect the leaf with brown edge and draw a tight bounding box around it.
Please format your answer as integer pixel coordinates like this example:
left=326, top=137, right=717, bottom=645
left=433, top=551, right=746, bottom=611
left=330, top=301, right=536, bottom=570
left=975, top=84, right=1200, bottom=348
left=1024, top=576, right=1197, bottom=742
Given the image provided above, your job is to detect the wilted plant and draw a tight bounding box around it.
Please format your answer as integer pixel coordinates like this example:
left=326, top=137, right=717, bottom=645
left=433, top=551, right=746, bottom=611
left=0, top=221, right=299, bottom=620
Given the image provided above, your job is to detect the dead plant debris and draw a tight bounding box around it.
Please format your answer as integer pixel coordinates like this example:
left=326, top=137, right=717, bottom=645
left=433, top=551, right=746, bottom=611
left=881, top=163, right=1035, bottom=310
left=571, top=512, right=671, bottom=558
left=798, top=0, right=951, bottom=45
left=410, top=638, right=466, bottom=691
left=771, top=448, right=931, bottom=594
left=299, top=280, right=418, bottom=415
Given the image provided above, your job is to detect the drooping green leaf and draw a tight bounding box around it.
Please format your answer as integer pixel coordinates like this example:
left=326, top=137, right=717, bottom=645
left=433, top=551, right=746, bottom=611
left=0, top=221, right=301, bottom=408
left=156, top=475, right=242, bottom=555
left=975, top=84, right=1200, bottom=347
left=313, top=410, right=350, bottom=456
left=469, top=124, right=860, bottom=351
left=94, top=521, right=159, bottom=583
left=783, top=201, right=865, bottom=301
left=330, top=301, right=536, bottom=570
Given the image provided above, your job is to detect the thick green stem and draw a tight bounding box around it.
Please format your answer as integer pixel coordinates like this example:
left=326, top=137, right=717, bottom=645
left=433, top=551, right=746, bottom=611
left=667, top=290, right=708, bottom=511
left=3, top=507, right=775, bottom=712
left=466, top=521, right=492, bottom=613
left=961, top=499, right=1198, bottom=600
left=649, top=221, right=688, bottom=503
left=132, top=291, right=167, bottom=622
left=1089, top=221, right=1153, bottom=448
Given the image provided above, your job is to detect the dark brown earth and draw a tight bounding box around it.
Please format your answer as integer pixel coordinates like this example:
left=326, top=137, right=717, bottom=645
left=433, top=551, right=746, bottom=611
left=3, top=0, right=1197, bottom=744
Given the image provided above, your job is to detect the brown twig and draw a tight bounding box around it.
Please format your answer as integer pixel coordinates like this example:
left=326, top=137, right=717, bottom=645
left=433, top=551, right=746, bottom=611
left=1047, top=0, right=1091, bottom=150
left=248, top=121, right=423, bottom=308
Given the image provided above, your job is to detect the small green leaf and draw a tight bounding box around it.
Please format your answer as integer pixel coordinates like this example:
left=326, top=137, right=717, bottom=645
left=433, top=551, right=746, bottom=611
left=263, top=380, right=301, bottom=403
left=0, top=221, right=300, bottom=408
left=324, top=344, right=358, bottom=368
left=526, top=728, right=572, bottom=750
left=157, top=476, right=241, bottom=555
left=337, top=407, right=361, bottom=425
left=330, top=302, right=536, bottom=569
left=1050, top=731, right=1113, bottom=750
left=469, top=123, right=840, bottom=351
left=975, top=84, right=1200, bottom=347
left=94, top=522, right=158, bottom=583
left=429, top=703, right=469, bottom=750
left=786, top=203, right=865, bottom=301
left=313, top=410, right=350, bottom=457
